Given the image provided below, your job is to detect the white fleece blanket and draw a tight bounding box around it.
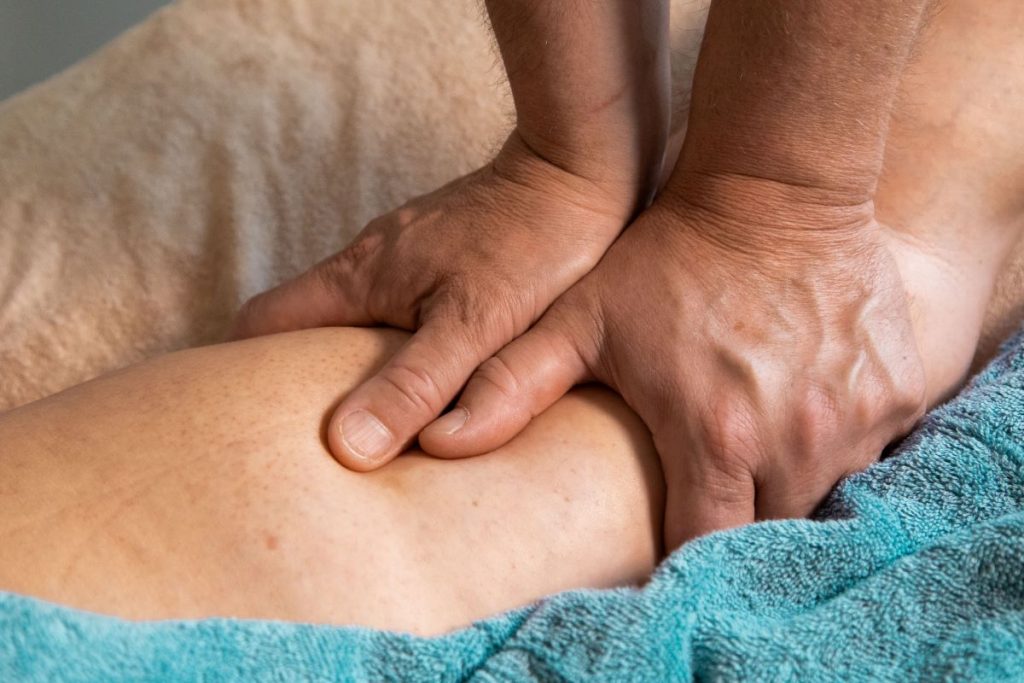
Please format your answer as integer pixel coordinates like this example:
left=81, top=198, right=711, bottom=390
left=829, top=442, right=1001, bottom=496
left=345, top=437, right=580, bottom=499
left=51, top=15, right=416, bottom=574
left=0, top=0, right=1020, bottom=410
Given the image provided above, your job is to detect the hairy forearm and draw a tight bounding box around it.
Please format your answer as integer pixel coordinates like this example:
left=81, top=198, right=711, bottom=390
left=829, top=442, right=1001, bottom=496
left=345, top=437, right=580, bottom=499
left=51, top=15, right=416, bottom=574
left=676, top=0, right=937, bottom=203
left=485, top=0, right=671, bottom=207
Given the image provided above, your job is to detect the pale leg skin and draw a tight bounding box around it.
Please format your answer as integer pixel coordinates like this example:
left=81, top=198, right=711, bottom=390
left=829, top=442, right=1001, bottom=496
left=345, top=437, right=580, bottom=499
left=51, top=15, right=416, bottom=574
left=0, top=328, right=664, bottom=636
left=0, top=0, right=1022, bottom=641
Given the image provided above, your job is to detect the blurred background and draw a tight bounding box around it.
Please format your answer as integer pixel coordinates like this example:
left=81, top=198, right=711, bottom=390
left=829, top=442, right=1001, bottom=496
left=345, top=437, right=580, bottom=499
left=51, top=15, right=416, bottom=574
left=0, top=0, right=169, bottom=100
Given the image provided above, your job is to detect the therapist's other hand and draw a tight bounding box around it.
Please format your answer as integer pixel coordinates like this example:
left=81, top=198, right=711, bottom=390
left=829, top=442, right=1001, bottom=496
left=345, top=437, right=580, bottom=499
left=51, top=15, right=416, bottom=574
left=422, top=175, right=927, bottom=550
left=231, top=132, right=636, bottom=470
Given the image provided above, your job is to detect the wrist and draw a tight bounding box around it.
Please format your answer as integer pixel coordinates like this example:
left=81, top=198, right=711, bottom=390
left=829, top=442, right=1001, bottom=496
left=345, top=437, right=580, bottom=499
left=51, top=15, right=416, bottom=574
left=511, top=123, right=666, bottom=211
left=674, top=123, right=883, bottom=207
left=660, top=168, right=879, bottom=254
left=486, top=0, right=671, bottom=215
left=494, top=128, right=662, bottom=221
left=675, top=0, right=933, bottom=203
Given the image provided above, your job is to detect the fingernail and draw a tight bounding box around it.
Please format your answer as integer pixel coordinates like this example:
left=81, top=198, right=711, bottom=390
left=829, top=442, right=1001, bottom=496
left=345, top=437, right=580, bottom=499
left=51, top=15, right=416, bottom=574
left=433, top=406, right=469, bottom=435
left=340, top=410, right=393, bottom=462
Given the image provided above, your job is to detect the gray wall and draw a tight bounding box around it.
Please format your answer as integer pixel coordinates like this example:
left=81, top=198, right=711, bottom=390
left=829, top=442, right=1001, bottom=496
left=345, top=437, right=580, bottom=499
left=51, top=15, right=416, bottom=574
left=0, top=0, right=169, bottom=100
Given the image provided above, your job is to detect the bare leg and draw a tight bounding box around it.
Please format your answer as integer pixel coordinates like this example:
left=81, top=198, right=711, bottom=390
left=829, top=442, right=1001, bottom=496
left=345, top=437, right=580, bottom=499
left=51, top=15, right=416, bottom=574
left=0, top=328, right=663, bottom=636
left=0, top=0, right=1020, bottom=641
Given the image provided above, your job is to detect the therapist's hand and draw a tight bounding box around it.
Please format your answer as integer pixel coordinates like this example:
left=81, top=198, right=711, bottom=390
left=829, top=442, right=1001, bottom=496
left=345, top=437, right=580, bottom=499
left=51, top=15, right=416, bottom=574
left=231, top=132, right=637, bottom=470
left=421, top=175, right=927, bottom=550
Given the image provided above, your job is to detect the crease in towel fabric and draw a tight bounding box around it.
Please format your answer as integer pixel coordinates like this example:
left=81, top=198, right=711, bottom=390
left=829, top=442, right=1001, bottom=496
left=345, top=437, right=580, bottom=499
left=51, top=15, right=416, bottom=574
left=2, top=329, right=1024, bottom=682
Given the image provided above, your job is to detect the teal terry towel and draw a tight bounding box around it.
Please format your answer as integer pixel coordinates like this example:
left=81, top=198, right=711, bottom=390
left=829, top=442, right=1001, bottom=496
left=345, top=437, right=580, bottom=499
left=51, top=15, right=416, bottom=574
left=2, top=328, right=1024, bottom=682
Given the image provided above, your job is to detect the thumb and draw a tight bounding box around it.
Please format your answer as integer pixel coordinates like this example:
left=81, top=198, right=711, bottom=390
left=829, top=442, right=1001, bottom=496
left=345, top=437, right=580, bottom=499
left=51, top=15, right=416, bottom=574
left=231, top=255, right=372, bottom=339
left=419, top=313, right=591, bottom=458
left=658, top=424, right=757, bottom=551
left=327, top=316, right=498, bottom=471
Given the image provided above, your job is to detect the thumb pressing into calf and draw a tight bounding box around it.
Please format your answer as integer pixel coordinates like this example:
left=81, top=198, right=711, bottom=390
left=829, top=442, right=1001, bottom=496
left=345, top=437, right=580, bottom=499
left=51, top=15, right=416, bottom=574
left=419, top=320, right=590, bottom=458
left=327, top=319, right=497, bottom=470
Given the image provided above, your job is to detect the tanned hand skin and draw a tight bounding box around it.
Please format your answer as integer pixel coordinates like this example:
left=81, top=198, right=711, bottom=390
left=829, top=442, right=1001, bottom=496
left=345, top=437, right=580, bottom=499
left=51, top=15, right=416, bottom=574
left=426, top=0, right=939, bottom=551
left=676, top=0, right=939, bottom=211
left=233, top=0, right=671, bottom=470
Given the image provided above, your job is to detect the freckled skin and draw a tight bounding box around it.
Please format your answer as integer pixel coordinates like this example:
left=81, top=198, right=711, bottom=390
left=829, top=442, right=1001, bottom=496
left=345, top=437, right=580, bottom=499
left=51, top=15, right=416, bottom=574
left=0, top=328, right=663, bottom=636
left=0, top=0, right=1019, bottom=637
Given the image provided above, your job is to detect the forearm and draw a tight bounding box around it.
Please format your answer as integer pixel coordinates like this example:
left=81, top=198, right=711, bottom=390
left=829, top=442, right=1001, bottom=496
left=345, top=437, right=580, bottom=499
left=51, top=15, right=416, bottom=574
left=486, top=0, right=671, bottom=208
left=676, top=0, right=937, bottom=205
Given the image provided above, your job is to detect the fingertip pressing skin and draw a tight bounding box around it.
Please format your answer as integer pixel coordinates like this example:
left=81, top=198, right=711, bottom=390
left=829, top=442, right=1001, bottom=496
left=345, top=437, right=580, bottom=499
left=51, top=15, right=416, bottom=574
left=427, top=406, right=470, bottom=436
left=326, top=323, right=481, bottom=469
left=419, top=326, right=590, bottom=458
left=328, top=407, right=400, bottom=471
left=417, top=405, right=494, bottom=459
left=419, top=403, right=528, bottom=459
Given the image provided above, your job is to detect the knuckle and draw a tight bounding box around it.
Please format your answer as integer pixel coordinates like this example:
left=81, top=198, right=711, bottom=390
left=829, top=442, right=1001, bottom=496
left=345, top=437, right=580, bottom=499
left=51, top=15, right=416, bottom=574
left=435, top=274, right=482, bottom=321
left=437, top=277, right=528, bottom=342
left=699, top=398, right=763, bottom=476
left=391, top=207, right=418, bottom=229
left=328, top=233, right=393, bottom=318
left=543, top=297, right=603, bottom=367
left=378, top=362, right=447, bottom=417
left=326, top=230, right=386, bottom=283
left=314, top=259, right=344, bottom=295
left=699, top=470, right=752, bottom=506
left=329, top=240, right=371, bottom=280
left=312, top=259, right=353, bottom=302
left=793, top=384, right=842, bottom=457
left=473, top=355, right=524, bottom=403
left=853, top=374, right=926, bottom=436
